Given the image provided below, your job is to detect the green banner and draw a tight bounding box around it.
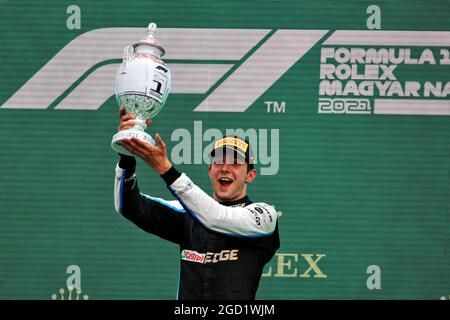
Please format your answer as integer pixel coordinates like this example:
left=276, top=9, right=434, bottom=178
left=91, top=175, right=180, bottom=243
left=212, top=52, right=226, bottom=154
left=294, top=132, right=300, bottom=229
left=0, top=0, right=449, bottom=299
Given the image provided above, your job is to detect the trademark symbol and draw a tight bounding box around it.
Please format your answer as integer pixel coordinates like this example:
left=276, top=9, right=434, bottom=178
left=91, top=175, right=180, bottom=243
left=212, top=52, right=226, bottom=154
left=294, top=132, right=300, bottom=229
left=265, top=101, right=286, bottom=113
left=66, top=5, right=81, bottom=30
left=366, top=265, right=381, bottom=290
left=366, top=5, right=381, bottom=30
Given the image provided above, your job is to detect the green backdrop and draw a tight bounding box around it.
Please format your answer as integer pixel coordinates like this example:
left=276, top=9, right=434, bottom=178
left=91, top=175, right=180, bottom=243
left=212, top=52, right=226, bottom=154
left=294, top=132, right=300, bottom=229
left=0, top=0, right=448, bottom=299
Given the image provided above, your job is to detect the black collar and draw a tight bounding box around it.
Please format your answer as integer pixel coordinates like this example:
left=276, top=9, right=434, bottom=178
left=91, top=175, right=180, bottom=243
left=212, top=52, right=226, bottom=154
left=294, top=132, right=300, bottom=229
left=219, top=195, right=252, bottom=207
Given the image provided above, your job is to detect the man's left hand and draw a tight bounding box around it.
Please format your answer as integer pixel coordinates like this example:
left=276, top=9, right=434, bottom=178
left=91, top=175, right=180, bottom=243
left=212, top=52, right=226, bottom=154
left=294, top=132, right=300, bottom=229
left=121, top=134, right=172, bottom=175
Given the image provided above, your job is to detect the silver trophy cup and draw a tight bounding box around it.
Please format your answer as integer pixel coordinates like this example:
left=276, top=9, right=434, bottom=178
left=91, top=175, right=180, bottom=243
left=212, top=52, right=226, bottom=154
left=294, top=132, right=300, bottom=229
left=111, top=23, right=171, bottom=156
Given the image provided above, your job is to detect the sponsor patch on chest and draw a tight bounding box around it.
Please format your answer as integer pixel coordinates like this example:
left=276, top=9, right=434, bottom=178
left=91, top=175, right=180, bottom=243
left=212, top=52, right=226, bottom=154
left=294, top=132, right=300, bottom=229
left=181, top=249, right=239, bottom=264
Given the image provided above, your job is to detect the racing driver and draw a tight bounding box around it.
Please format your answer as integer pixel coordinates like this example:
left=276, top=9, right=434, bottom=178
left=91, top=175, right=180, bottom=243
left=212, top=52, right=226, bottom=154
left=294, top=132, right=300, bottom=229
left=114, top=107, right=280, bottom=300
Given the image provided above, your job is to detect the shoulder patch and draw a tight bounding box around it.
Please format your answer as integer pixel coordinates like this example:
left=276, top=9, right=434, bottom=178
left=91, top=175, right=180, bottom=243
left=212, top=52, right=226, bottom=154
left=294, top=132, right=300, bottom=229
left=246, top=203, right=277, bottom=227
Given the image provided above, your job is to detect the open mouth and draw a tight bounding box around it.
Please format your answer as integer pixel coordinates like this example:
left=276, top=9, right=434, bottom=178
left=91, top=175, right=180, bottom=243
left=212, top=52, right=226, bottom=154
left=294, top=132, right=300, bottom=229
left=218, top=177, right=233, bottom=187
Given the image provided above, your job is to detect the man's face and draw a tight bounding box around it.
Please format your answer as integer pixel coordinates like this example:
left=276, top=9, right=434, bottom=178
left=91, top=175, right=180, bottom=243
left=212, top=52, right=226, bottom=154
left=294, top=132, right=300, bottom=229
left=208, top=153, right=256, bottom=202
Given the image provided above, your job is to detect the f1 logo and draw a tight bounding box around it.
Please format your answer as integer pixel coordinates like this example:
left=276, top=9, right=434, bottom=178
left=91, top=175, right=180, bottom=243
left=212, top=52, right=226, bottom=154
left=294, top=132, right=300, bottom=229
left=1, top=28, right=328, bottom=112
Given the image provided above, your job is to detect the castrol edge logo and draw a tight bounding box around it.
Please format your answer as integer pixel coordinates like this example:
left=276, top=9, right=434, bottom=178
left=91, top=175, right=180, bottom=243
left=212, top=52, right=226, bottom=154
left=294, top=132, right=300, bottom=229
left=181, top=249, right=239, bottom=264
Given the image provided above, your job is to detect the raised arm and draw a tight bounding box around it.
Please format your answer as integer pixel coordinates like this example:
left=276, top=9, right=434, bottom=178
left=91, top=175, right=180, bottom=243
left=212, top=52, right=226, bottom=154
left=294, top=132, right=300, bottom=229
left=114, top=155, right=185, bottom=244
left=118, top=130, right=277, bottom=237
left=159, top=167, right=277, bottom=237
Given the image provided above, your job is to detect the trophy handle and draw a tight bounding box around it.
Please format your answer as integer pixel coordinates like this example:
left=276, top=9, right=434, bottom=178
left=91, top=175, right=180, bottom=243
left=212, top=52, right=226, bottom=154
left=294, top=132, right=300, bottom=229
left=121, top=45, right=134, bottom=74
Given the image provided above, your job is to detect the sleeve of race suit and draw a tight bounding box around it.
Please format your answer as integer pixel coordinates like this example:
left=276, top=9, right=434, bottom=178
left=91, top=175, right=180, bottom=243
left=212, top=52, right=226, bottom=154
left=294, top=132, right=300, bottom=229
left=161, top=166, right=278, bottom=237
left=114, top=155, right=185, bottom=244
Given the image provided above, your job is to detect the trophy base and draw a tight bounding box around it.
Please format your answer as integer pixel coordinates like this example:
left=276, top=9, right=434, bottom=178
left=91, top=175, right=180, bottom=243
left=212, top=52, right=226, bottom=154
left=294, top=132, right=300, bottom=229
left=111, top=129, right=155, bottom=156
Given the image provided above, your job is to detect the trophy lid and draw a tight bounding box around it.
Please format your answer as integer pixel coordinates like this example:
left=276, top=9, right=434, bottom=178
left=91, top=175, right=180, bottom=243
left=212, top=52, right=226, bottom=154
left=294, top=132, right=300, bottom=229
left=135, top=23, right=166, bottom=57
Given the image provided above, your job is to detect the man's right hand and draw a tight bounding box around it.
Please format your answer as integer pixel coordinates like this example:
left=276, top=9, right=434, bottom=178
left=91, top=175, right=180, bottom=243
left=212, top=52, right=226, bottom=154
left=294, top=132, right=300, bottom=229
left=117, top=106, right=152, bottom=132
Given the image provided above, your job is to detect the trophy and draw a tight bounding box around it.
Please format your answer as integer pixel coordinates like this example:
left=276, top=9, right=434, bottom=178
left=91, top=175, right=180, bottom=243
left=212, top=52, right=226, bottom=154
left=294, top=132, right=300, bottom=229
left=111, top=22, right=171, bottom=156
